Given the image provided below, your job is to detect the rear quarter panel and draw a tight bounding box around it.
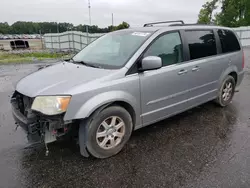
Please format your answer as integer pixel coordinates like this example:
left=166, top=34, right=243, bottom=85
left=217, top=51, right=243, bottom=87
left=217, top=29, right=244, bottom=90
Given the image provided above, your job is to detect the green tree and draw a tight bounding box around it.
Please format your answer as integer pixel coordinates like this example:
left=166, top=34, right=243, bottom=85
left=0, top=22, right=10, bottom=34
left=216, top=0, right=244, bottom=27
left=112, top=22, right=130, bottom=31
left=199, top=0, right=250, bottom=27
left=0, top=21, right=130, bottom=34
left=197, top=0, right=218, bottom=24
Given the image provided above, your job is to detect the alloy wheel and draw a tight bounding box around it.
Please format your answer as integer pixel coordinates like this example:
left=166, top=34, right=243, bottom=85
left=222, top=82, right=233, bottom=101
left=96, top=116, right=125, bottom=150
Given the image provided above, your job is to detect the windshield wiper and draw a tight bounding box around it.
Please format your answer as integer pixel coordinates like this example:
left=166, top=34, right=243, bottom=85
left=69, top=59, right=101, bottom=68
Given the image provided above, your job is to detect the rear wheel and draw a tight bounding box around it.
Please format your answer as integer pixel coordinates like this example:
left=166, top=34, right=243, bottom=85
left=81, top=106, right=133, bottom=158
left=215, top=75, right=236, bottom=107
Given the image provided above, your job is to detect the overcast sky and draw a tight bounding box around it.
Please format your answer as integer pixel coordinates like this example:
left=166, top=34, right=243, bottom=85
left=0, top=0, right=207, bottom=27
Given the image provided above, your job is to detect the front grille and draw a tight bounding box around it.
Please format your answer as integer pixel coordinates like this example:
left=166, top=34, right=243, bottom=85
left=12, top=91, right=33, bottom=117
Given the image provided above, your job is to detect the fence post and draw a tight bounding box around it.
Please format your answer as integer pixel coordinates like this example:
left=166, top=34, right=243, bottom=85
left=72, top=31, right=75, bottom=52
left=58, top=34, right=61, bottom=51
left=86, top=26, right=89, bottom=44
left=51, top=34, right=53, bottom=51
left=80, top=34, right=83, bottom=50
left=68, top=31, right=71, bottom=52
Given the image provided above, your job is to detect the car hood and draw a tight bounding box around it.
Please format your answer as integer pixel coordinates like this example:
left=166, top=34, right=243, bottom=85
left=16, top=62, right=116, bottom=97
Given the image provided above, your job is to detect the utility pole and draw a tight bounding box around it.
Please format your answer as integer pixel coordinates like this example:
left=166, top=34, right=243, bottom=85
left=57, top=23, right=59, bottom=33
left=57, top=23, right=61, bottom=51
left=86, top=0, right=91, bottom=44
left=112, top=13, right=114, bottom=26
left=88, top=0, right=91, bottom=26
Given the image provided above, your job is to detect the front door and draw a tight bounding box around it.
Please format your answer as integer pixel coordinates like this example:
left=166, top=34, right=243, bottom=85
left=139, top=31, right=191, bottom=126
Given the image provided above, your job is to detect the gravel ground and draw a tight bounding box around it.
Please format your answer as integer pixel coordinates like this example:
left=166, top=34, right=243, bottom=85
left=0, top=49, right=249, bottom=188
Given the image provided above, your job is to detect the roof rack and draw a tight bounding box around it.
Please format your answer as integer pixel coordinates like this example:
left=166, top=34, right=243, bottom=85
left=143, top=20, right=184, bottom=27
left=169, top=23, right=216, bottom=27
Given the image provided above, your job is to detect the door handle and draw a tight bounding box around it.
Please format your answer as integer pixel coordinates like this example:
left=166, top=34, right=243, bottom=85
left=178, top=70, right=188, bottom=75
left=192, top=66, right=199, bottom=72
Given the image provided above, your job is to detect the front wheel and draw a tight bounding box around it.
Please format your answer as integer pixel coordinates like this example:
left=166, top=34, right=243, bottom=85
left=215, top=75, right=236, bottom=107
left=81, top=106, right=133, bottom=158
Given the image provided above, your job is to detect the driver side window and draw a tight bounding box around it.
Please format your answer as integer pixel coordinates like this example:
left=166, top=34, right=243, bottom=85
left=144, top=32, right=183, bottom=67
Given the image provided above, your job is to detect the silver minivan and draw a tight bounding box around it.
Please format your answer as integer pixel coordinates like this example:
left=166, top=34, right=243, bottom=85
left=11, top=21, right=245, bottom=158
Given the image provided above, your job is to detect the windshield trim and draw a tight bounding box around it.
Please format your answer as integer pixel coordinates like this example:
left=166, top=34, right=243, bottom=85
left=72, top=30, right=155, bottom=70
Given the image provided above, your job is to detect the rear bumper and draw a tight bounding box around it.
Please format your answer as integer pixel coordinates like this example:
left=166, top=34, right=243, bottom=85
left=235, top=70, right=245, bottom=92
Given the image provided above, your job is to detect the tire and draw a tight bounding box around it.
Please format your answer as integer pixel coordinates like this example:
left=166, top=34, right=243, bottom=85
left=215, top=75, right=236, bottom=107
left=81, top=106, right=133, bottom=159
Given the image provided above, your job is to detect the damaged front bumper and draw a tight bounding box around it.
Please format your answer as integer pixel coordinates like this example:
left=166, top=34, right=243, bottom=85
left=11, top=91, right=72, bottom=145
left=11, top=102, right=42, bottom=143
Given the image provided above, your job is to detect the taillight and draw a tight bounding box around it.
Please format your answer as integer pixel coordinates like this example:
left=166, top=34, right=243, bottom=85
left=242, top=51, right=245, bottom=69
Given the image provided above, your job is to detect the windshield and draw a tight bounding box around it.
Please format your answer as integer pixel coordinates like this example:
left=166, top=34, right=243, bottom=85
left=72, top=30, right=153, bottom=69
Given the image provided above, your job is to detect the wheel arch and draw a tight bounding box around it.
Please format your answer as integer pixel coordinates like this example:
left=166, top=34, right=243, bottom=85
left=218, top=66, right=238, bottom=89
left=228, top=71, right=238, bottom=85
left=109, top=101, right=136, bottom=129
left=77, top=99, right=137, bottom=158
left=64, top=91, right=139, bottom=128
left=84, top=101, right=137, bottom=130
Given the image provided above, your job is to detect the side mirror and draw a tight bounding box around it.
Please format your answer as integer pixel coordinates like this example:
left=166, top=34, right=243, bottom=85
left=140, top=56, right=162, bottom=71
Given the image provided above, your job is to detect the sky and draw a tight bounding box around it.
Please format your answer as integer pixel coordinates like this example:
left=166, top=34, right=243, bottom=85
left=0, top=0, right=207, bottom=27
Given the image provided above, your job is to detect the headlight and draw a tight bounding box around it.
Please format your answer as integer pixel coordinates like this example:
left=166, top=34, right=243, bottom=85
left=31, top=96, right=71, bottom=115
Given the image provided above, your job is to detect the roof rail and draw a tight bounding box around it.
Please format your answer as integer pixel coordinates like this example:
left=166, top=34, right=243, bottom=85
left=169, top=23, right=216, bottom=27
left=143, top=20, right=184, bottom=27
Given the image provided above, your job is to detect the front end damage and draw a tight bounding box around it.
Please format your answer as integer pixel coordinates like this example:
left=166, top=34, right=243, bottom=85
left=11, top=91, right=75, bottom=154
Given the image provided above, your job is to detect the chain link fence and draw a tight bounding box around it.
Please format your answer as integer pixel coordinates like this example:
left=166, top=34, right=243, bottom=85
left=44, top=31, right=104, bottom=52
left=233, top=27, right=250, bottom=47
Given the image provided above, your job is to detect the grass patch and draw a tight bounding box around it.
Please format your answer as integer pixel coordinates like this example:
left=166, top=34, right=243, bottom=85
left=0, top=57, right=33, bottom=64
left=0, top=51, right=72, bottom=64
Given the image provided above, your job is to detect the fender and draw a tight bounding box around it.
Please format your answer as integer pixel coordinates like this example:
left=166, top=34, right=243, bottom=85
left=64, top=91, right=137, bottom=121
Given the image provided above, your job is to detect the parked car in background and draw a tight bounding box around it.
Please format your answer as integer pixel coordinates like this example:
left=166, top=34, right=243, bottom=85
left=13, top=35, right=19, bottom=39
left=11, top=21, right=245, bottom=159
left=36, top=35, right=41, bottom=39
left=0, top=34, right=43, bottom=40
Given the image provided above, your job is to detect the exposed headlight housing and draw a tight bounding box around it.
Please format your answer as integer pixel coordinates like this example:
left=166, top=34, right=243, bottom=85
left=31, top=96, right=71, bottom=115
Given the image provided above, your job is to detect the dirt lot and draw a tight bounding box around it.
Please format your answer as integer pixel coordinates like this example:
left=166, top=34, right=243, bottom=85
left=0, top=49, right=249, bottom=188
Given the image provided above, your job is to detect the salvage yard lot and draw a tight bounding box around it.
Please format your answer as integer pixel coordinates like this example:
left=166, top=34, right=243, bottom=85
left=0, top=48, right=249, bottom=188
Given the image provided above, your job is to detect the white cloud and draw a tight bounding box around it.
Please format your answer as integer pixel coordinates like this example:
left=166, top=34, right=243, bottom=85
left=0, top=0, right=207, bottom=27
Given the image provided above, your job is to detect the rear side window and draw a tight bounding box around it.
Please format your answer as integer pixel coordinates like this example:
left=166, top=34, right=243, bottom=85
left=185, top=30, right=217, bottom=60
left=217, top=29, right=241, bottom=53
